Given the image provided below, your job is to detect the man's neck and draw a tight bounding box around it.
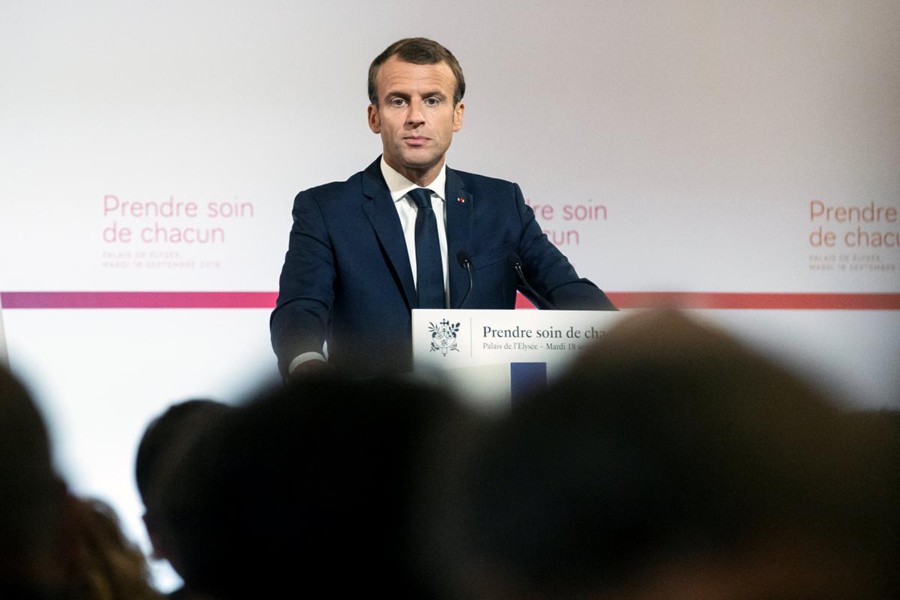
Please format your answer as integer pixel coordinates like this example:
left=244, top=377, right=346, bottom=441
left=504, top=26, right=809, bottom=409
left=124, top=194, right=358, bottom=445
left=383, top=158, right=444, bottom=188
left=381, top=158, right=447, bottom=198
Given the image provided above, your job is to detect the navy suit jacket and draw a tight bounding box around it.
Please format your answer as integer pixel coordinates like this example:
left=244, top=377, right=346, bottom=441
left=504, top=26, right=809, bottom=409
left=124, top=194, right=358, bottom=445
left=271, top=158, right=615, bottom=377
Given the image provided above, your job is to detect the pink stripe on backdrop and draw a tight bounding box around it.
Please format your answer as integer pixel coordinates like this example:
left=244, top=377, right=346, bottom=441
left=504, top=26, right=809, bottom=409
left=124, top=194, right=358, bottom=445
left=607, top=292, right=900, bottom=310
left=0, top=291, right=279, bottom=309
left=0, top=291, right=898, bottom=310
left=518, top=292, right=900, bottom=310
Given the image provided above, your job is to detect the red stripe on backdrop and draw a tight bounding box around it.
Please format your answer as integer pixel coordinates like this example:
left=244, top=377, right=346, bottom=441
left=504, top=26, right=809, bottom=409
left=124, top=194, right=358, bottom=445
left=0, top=291, right=279, bottom=309
left=520, top=292, right=900, bottom=310
left=0, top=291, right=898, bottom=310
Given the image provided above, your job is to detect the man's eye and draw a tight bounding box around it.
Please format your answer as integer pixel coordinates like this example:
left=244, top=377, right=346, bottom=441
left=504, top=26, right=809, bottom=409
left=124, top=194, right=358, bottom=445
left=424, top=97, right=441, bottom=107
left=389, top=98, right=407, bottom=107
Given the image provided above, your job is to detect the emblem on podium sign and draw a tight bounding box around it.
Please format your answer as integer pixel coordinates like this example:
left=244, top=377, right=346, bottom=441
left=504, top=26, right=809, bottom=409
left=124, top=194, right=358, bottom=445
left=428, top=318, right=460, bottom=357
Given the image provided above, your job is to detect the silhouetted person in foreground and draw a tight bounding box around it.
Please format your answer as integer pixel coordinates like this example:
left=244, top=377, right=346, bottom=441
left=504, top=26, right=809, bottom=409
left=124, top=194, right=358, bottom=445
left=0, top=365, right=68, bottom=599
left=442, top=310, right=897, bottom=600
left=58, top=496, right=163, bottom=600
left=2, top=365, right=163, bottom=600
left=148, top=373, right=472, bottom=600
left=135, top=399, right=233, bottom=599
left=840, top=407, right=900, bottom=598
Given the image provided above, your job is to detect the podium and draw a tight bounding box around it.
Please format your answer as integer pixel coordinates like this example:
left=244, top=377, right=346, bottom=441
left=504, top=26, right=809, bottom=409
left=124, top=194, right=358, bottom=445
left=412, top=309, right=624, bottom=411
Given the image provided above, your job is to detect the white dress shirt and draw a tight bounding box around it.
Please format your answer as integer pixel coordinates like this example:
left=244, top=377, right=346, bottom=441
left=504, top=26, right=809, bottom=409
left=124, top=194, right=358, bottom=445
left=380, top=157, right=450, bottom=302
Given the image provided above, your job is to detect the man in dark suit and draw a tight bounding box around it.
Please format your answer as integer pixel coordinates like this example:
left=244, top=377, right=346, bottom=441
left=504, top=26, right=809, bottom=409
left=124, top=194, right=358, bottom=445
left=271, top=37, right=615, bottom=379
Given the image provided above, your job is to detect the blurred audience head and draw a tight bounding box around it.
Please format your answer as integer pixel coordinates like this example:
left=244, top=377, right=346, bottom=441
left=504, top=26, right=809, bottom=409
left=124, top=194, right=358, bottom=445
left=148, top=373, right=471, bottom=600
left=135, top=398, right=233, bottom=583
left=2, top=365, right=165, bottom=600
left=446, top=310, right=897, bottom=600
left=0, top=364, right=67, bottom=597
left=58, top=496, right=163, bottom=600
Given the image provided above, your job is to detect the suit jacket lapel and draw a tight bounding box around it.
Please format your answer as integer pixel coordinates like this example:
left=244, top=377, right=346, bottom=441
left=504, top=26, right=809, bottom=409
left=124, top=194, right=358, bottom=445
left=445, top=168, right=474, bottom=309
left=361, top=160, right=418, bottom=310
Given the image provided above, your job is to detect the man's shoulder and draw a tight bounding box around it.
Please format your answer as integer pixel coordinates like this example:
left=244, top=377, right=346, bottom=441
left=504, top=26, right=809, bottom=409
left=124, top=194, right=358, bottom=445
left=448, top=168, right=521, bottom=207
left=295, top=170, right=372, bottom=202
left=296, top=159, right=383, bottom=200
left=449, top=167, right=515, bottom=189
left=301, top=170, right=365, bottom=192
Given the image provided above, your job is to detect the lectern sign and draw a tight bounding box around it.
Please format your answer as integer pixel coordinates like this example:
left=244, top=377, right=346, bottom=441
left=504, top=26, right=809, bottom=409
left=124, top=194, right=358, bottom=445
left=412, top=309, right=624, bottom=410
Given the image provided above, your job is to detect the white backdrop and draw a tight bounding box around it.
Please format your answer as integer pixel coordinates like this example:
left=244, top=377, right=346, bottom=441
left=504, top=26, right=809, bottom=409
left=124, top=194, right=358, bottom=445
left=2, top=0, right=898, bottom=590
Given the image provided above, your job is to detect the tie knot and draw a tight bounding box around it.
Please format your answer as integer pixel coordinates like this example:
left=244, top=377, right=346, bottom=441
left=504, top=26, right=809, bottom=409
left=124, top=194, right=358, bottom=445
left=409, top=188, right=433, bottom=210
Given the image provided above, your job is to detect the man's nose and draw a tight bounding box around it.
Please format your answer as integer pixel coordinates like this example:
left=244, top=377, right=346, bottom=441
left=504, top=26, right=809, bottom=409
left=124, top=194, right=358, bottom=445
left=406, top=100, right=426, bottom=124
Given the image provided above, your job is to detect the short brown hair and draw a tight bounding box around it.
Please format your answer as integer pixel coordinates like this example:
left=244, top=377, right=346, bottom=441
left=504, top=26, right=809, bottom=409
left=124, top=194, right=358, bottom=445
left=368, top=37, right=466, bottom=106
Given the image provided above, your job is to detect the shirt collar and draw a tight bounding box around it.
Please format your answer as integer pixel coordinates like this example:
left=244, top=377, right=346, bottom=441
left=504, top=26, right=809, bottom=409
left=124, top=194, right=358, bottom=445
left=380, top=157, right=447, bottom=203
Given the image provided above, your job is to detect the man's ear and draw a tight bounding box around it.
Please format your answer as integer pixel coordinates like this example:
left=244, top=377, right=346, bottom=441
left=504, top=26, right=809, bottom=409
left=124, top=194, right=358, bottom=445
left=368, top=104, right=381, bottom=134
left=453, top=101, right=465, bottom=132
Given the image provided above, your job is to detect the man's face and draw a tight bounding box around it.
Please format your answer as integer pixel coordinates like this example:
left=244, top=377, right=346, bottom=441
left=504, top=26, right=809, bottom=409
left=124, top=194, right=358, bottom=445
left=368, top=55, right=464, bottom=186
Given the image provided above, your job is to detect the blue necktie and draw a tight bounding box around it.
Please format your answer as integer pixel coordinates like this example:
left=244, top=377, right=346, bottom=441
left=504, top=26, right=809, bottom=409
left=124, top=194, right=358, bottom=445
left=409, top=188, right=445, bottom=308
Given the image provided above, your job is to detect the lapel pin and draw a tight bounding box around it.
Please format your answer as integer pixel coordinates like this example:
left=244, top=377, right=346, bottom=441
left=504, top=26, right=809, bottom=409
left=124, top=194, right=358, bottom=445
left=457, top=197, right=466, bottom=203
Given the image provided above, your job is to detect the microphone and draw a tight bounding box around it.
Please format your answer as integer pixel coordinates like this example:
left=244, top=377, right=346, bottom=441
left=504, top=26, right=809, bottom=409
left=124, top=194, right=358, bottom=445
left=507, top=253, right=555, bottom=310
left=456, top=251, right=473, bottom=308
